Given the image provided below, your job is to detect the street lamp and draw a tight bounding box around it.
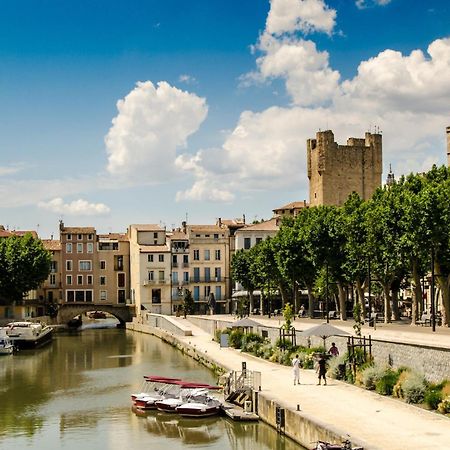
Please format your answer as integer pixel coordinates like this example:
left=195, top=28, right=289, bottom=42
left=325, top=262, right=329, bottom=323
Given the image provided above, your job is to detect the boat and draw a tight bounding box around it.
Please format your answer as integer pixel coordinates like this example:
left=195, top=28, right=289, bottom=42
left=0, top=330, right=15, bottom=355
left=155, top=384, right=217, bottom=413
left=134, top=377, right=183, bottom=410
left=88, top=311, right=107, bottom=319
left=131, top=376, right=182, bottom=402
left=5, top=321, right=53, bottom=349
left=175, top=385, right=223, bottom=418
left=312, top=440, right=363, bottom=450
left=67, top=315, right=82, bottom=328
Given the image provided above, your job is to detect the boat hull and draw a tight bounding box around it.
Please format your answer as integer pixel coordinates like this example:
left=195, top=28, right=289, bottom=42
left=8, top=328, right=53, bottom=349
left=176, top=405, right=221, bottom=418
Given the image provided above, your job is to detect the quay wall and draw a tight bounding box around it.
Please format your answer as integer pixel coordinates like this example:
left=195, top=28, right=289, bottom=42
left=187, top=316, right=450, bottom=382
left=127, top=317, right=371, bottom=450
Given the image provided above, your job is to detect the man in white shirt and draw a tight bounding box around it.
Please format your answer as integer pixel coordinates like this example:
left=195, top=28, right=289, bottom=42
left=292, top=354, right=300, bottom=385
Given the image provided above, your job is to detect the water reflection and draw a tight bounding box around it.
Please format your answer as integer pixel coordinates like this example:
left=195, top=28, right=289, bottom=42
left=0, top=329, right=304, bottom=449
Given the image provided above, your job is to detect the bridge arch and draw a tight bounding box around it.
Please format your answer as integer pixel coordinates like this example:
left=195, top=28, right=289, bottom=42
left=55, top=303, right=135, bottom=326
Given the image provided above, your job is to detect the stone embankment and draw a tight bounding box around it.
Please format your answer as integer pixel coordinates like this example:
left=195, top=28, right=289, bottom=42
left=127, top=314, right=450, bottom=450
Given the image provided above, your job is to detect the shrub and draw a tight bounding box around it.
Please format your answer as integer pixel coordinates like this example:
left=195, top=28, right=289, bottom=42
left=327, top=354, right=347, bottom=380
left=402, top=372, right=427, bottom=404
left=298, top=352, right=315, bottom=369
left=360, top=364, right=387, bottom=390
left=393, top=369, right=410, bottom=398
left=437, top=396, right=450, bottom=414
left=241, top=332, right=265, bottom=352
left=423, top=380, right=448, bottom=410
left=214, top=327, right=230, bottom=342
left=375, top=368, right=400, bottom=396
left=228, top=329, right=244, bottom=348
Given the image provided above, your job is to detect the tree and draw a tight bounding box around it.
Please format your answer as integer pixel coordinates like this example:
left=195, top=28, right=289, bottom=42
left=231, top=249, right=256, bottom=313
left=0, top=233, right=51, bottom=305
left=182, top=289, right=194, bottom=318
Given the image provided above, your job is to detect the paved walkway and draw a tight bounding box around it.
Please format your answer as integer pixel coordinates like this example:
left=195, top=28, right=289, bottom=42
left=166, top=315, right=450, bottom=450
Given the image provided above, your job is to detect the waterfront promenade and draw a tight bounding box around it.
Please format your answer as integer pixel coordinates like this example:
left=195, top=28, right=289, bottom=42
left=136, top=314, right=450, bottom=450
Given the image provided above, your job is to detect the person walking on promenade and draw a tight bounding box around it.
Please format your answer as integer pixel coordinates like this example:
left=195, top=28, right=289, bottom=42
left=292, top=354, right=301, bottom=385
left=328, top=342, right=339, bottom=357
left=317, top=354, right=327, bottom=385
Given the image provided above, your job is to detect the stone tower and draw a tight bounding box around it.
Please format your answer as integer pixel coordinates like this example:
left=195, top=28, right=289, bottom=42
left=447, top=126, right=450, bottom=166
left=307, top=130, right=382, bottom=207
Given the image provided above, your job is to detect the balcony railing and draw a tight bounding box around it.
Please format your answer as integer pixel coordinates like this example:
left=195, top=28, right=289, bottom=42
left=143, top=279, right=168, bottom=285
left=190, top=277, right=223, bottom=283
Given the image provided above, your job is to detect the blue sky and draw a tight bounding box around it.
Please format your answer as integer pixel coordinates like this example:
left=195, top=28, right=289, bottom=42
left=0, top=0, right=449, bottom=238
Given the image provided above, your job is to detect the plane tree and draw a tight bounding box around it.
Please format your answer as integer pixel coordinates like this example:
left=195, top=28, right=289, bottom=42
left=0, top=233, right=51, bottom=305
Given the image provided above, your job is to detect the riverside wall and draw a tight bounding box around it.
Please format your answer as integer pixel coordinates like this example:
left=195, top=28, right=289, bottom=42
left=126, top=317, right=370, bottom=450
left=187, top=316, right=450, bottom=382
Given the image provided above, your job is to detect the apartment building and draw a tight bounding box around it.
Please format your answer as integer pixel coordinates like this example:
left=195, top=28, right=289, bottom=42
left=97, top=233, right=130, bottom=305
left=187, top=223, right=230, bottom=313
left=59, top=222, right=130, bottom=305
left=40, top=239, right=62, bottom=304
left=128, top=224, right=171, bottom=315
left=169, top=225, right=190, bottom=314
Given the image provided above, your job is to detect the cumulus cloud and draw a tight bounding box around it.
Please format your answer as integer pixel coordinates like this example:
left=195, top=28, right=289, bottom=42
left=105, top=81, right=208, bottom=180
left=179, top=34, right=450, bottom=201
left=266, top=0, right=336, bottom=36
left=250, top=34, right=340, bottom=106
left=38, top=198, right=111, bottom=216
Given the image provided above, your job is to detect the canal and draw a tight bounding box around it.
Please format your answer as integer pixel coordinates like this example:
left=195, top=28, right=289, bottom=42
left=0, top=327, right=304, bottom=449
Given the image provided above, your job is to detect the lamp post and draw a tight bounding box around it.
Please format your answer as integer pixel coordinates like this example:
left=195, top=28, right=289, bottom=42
left=325, top=262, right=329, bottom=323
left=431, top=248, right=436, bottom=332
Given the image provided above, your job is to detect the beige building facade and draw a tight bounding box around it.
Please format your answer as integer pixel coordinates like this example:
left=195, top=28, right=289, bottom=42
left=128, top=224, right=171, bottom=315
left=187, top=224, right=230, bottom=313
left=307, top=130, right=382, bottom=207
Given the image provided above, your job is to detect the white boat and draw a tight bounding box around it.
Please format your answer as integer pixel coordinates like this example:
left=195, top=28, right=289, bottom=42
left=175, top=386, right=223, bottom=418
left=0, top=331, right=14, bottom=355
left=134, top=378, right=182, bottom=410
left=155, top=386, right=213, bottom=413
left=5, top=321, right=53, bottom=349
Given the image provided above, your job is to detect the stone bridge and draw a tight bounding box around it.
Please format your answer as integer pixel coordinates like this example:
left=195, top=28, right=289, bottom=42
left=55, top=303, right=135, bottom=326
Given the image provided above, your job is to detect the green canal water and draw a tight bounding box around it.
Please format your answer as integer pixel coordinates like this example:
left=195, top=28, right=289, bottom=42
left=0, top=327, right=305, bottom=449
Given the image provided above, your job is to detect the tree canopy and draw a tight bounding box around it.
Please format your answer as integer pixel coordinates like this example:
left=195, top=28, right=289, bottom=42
left=0, top=233, right=51, bottom=304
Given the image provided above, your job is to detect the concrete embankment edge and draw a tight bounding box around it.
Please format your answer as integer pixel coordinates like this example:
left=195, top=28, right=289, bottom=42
left=127, top=321, right=372, bottom=450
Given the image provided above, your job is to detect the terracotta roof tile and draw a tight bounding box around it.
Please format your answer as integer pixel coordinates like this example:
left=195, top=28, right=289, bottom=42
left=42, top=239, right=61, bottom=251
left=238, top=218, right=279, bottom=232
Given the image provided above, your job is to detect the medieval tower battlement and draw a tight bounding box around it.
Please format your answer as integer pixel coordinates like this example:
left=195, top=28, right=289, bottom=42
left=307, top=130, right=382, bottom=207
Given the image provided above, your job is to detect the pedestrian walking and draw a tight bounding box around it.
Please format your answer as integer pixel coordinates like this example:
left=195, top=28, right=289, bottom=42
left=292, top=354, right=300, bottom=385
left=317, top=354, right=327, bottom=385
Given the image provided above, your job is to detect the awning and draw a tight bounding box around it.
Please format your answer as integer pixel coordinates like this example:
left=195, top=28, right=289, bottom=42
left=231, top=290, right=262, bottom=298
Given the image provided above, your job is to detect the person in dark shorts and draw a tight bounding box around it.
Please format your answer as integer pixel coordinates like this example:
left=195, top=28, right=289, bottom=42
left=317, top=354, right=327, bottom=385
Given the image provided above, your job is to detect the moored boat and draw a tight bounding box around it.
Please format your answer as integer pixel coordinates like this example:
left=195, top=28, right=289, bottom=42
left=155, top=384, right=216, bottom=413
left=175, top=401, right=222, bottom=418
left=5, top=321, right=53, bottom=349
left=134, top=378, right=183, bottom=410
left=0, top=332, right=15, bottom=355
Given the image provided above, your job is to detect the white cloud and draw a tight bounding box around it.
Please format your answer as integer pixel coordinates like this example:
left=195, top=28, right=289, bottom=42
left=356, top=0, right=392, bottom=9
left=38, top=198, right=111, bottom=216
left=250, top=34, right=340, bottom=106
left=178, top=74, right=197, bottom=85
left=105, top=81, right=208, bottom=180
left=179, top=36, right=450, bottom=202
left=266, top=0, right=336, bottom=36
left=339, top=38, right=450, bottom=114
left=0, top=164, right=24, bottom=176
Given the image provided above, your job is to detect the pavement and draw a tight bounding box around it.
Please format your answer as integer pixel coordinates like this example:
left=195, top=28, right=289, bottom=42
left=165, top=314, right=450, bottom=450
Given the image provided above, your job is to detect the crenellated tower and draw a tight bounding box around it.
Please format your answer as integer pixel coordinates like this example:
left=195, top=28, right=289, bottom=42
left=307, top=129, right=382, bottom=207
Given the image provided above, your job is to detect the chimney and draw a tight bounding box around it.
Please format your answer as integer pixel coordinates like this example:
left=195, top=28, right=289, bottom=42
left=181, top=221, right=187, bottom=234
left=447, top=126, right=450, bottom=167
left=217, top=217, right=222, bottom=227
left=243, top=214, right=246, bottom=224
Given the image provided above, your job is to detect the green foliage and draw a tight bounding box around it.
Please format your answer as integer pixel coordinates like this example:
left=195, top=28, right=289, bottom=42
left=282, top=303, right=293, bottom=330
left=375, top=368, right=400, bottom=396
left=182, top=289, right=194, bottom=317
left=327, top=354, right=347, bottom=379
left=353, top=302, right=362, bottom=337
left=0, top=233, right=51, bottom=304
left=241, top=332, right=264, bottom=352
left=214, top=328, right=230, bottom=343
left=424, top=387, right=443, bottom=410
left=360, top=364, right=389, bottom=390
left=401, top=372, right=427, bottom=404
left=437, top=396, right=450, bottom=414
left=228, top=329, right=244, bottom=348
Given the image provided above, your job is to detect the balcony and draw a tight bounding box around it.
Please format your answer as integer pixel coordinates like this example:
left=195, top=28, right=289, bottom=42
left=143, top=279, right=168, bottom=285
